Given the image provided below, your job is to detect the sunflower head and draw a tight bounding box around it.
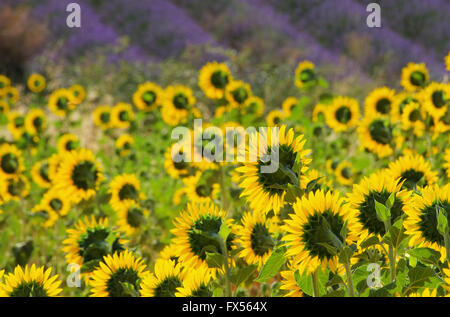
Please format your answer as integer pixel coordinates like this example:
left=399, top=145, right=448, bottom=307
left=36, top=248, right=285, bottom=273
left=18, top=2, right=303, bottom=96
left=109, top=173, right=144, bottom=211
left=57, top=133, right=80, bottom=153
left=283, top=190, right=358, bottom=275
left=62, top=216, right=127, bottom=272
left=334, top=161, right=355, bottom=186
left=364, top=87, right=397, bottom=119
left=115, top=134, right=134, bottom=157
left=0, top=264, right=62, bottom=297
left=266, top=110, right=285, bottom=127
left=386, top=154, right=438, bottom=191
left=295, top=60, right=316, bottom=89
left=48, top=88, right=77, bottom=117
left=140, top=259, right=186, bottom=297
left=133, top=82, right=163, bottom=111
left=25, top=109, right=47, bottom=135
left=243, top=96, right=264, bottom=117
left=325, top=96, right=360, bottom=132
left=89, top=249, right=148, bottom=297
left=0, top=143, right=25, bottom=179
left=54, top=148, right=104, bottom=203
left=93, top=106, right=112, bottom=130
left=225, top=80, right=252, bottom=108
left=27, top=74, right=46, bottom=93
left=111, top=102, right=134, bottom=129
left=237, top=125, right=311, bottom=214
left=199, top=62, right=232, bottom=100
left=419, top=82, right=450, bottom=120
left=116, top=202, right=149, bottom=236
left=347, top=171, right=408, bottom=243
left=70, top=84, right=86, bottom=104
left=31, top=159, right=51, bottom=188
left=358, top=116, right=396, bottom=158
left=401, top=62, right=429, bottom=92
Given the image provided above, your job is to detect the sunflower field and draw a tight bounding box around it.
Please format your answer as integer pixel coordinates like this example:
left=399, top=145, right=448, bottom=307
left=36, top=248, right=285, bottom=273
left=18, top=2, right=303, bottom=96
left=0, top=0, right=450, bottom=300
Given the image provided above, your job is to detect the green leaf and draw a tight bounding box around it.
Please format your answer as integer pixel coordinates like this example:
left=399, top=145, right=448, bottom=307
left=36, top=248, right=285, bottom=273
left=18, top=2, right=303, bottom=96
left=230, top=264, right=258, bottom=287
left=80, top=259, right=101, bottom=273
left=403, top=266, right=436, bottom=296
left=360, top=236, right=380, bottom=249
left=317, top=242, right=338, bottom=256
left=256, top=248, right=286, bottom=282
left=437, top=207, right=448, bottom=235
left=338, top=246, right=354, bottom=264
left=386, top=193, right=396, bottom=209
left=382, top=218, right=408, bottom=250
left=374, top=199, right=391, bottom=223
left=219, top=221, right=231, bottom=242
left=407, top=248, right=441, bottom=266
left=293, top=268, right=329, bottom=297
left=326, top=274, right=344, bottom=288
left=369, top=282, right=396, bottom=297
left=284, top=184, right=303, bottom=203
left=213, top=288, right=223, bottom=297
left=205, top=252, right=225, bottom=268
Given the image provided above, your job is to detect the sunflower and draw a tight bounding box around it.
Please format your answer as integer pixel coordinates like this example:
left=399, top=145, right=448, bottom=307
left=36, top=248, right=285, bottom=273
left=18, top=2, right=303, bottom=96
left=0, top=174, right=30, bottom=202
left=164, top=144, right=190, bottom=179
left=48, top=88, right=77, bottom=117
left=283, top=190, right=358, bottom=275
left=190, top=124, right=221, bottom=170
left=325, top=96, right=360, bottom=132
left=401, top=62, right=429, bottom=92
left=182, top=172, right=220, bottom=204
left=225, top=80, right=252, bottom=109
left=221, top=121, right=246, bottom=164
left=280, top=268, right=303, bottom=297
left=40, top=188, right=72, bottom=217
left=0, top=75, right=11, bottom=92
left=69, top=84, right=86, bottom=104
left=198, top=62, right=232, bottom=100
left=346, top=171, right=409, bottom=244
left=243, top=96, right=264, bottom=117
left=132, top=82, right=163, bottom=111
left=0, top=264, right=62, bottom=297
left=404, top=184, right=450, bottom=261
left=170, top=203, right=232, bottom=276
left=161, top=85, right=196, bottom=126
left=408, top=288, right=438, bottom=297
left=115, top=134, right=134, bottom=157
left=236, top=211, right=275, bottom=268
left=325, top=158, right=340, bottom=175
left=3, top=86, right=19, bottom=104
left=62, top=215, right=126, bottom=273
left=0, top=100, right=9, bottom=116
left=266, top=109, right=285, bottom=127
left=47, top=152, right=63, bottom=183
left=214, top=105, right=229, bottom=119
left=392, top=92, right=420, bottom=119
left=295, top=60, right=316, bottom=89
left=334, top=161, right=355, bottom=186
left=116, top=202, right=148, bottom=236
left=109, top=174, right=145, bottom=212
left=173, top=187, right=187, bottom=206
left=7, top=112, right=25, bottom=140
left=31, top=203, right=59, bottom=228
left=89, top=249, right=148, bottom=297
left=312, top=103, right=326, bottom=122
left=237, top=125, right=311, bottom=215
left=140, top=259, right=186, bottom=297
left=93, top=105, right=112, bottom=130
left=282, top=97, right=299, bottom=117
left=175, top=265, right=212, bottom=297
left=111, top=102, right=134, bottom=129
left=57, top=133, right=80, bottom=153
left=27, top=73, right=46, bottom=93
left=364, top=87, right=397, bottom=119
left=0, top=143, right=25, bottom=179
left=419, top=82, right=450, bottom=120
left=159, top=243, right=180, bottom=263
left=31, top=159, right=51, bottom=188
left=53, top=148, right=104, bottom=203
left=357, top=116, right=396, bottom=158
left=300, top=168, right=332, bottom=194
left=24, top=109, right=47, bottom=135
left=386, top=154, right=438, bottom=191
left=400, top=101, right=426, bottom=137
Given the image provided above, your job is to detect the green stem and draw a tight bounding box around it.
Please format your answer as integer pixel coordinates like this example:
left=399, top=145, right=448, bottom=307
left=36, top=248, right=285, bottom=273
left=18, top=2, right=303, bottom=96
left=444, top=233, right=450, bottom=263
left=344, top=260, right=355, bottom=297
left=220, top=165, right=228, bottom=210
left=383, top=219, right=396, bottom=282
left=219, top=236, right=232, bottom=297
left=312, top=269, right=320, bottom=297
